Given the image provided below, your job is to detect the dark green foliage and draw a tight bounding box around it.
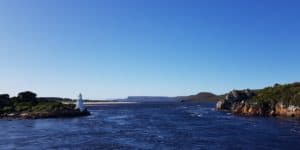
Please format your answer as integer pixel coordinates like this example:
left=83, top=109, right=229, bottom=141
left=17, top=91, right=37, bottom=101
left=0, top=94, right=10, bottom=107
left=251, top=82, right=300, bottom=106
left=0, top=94, right=9, bottom=99
left=32, top=101, right=65, bottom=112
left=0, top=91, right=76, bottom=114
left=0, top=106, right=14, bottom=113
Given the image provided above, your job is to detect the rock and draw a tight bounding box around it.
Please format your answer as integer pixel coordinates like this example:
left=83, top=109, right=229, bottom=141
left=217, top=89, right=256, bottom=111
left=274, top=103, right=300, bottom=117
left=20, top=113, right=31, bottom=119
left=246, top=105, right=262, bottom=116
left=216, top=100, right=231, bottom=110
left=216, top=89, right=264, bottom=116
left=225, top=90, right=255, bottom=103
left=7, top=113, right=17, bottom=117
left=216, top=101, right=223, bottom=110
left=216, top=82, right=300, bottom=118
left=217, top=91, right=300, bottom=117
left=244, top=89, right=255, bottom=97
left=1, top=109, right=90, bottom=119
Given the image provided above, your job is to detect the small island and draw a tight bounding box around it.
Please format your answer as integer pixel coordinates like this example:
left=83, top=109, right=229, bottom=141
left=0, top=91, right=90, bottom=119
left=216, top=82, right=300, bottom=117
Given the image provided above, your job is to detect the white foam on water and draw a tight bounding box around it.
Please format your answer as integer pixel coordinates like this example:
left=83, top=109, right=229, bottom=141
left=197, top=114, right=203, bottom=117
left=290, top=127, right=300, bottom=134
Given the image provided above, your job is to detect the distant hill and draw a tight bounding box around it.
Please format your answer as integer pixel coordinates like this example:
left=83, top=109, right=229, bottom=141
left=180, top=92, right=219, bottom=102
left=122, top=96, right=178, bottom=102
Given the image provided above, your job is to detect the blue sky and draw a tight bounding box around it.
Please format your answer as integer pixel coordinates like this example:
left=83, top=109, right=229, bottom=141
left=0, top=0, right=299, bottom=99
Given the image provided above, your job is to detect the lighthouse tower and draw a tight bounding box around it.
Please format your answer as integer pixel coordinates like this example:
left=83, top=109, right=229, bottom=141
left=75, top=93, right=85, bottom=112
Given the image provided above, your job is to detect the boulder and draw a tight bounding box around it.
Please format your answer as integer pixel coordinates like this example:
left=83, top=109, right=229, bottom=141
left=217, top=89, right=256, bottom=111
left=216, top=100, right=231, bottom=110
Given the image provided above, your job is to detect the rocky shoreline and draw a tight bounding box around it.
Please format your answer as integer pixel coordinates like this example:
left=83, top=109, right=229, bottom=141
left=0, top=109, right=90, bottom=119
left=216, top=83, right=300, bottom=118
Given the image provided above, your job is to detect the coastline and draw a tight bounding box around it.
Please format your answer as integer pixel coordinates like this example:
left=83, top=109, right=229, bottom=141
left=216, top=83, right=300, bottom=118
left=0, top=109, right=90, bottom=119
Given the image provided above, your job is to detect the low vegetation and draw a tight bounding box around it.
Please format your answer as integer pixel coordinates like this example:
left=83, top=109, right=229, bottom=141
left=0, top=91, right=90, bottom=119
left=250, top=82, right=300, bottom=107
left=0, top=91, right=75, bottom=113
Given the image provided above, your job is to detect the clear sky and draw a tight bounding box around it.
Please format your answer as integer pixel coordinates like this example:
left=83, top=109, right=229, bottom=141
left=0, top=0, right=299, bottom=99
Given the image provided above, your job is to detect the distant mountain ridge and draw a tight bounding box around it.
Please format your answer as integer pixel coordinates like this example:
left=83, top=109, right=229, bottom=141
left=39, top=93, right=220, bottom=103
left=124, top=96, right=178, bottom=102
left=112, top=93, right=220, bottom=103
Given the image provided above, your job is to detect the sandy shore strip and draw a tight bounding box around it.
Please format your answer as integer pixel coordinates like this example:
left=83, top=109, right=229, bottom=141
left=63, top=101, right=137, bottom=105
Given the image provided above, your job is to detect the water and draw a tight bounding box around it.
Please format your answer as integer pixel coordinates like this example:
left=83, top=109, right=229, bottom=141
left=0, top=102, right=299, bottom=150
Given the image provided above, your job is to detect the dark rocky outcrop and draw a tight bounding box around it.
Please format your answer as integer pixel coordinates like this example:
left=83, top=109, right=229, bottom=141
left=216, top=89, right=255, bottom=110
left=216, top=83, right=300, bottom=117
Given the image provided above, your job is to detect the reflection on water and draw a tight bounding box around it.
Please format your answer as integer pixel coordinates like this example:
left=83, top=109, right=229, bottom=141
left=0, top=102, right=299, bottom=149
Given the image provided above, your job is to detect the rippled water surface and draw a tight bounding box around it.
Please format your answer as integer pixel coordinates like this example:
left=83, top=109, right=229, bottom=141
left=0, top=102, right=299, bottom=149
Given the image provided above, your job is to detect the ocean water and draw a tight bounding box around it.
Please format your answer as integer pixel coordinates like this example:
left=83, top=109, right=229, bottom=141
left=0, top=102, right=299, bottom=150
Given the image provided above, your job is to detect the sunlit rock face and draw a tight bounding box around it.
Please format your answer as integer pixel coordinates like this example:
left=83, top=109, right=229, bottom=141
left=75, top=93, right=85, bottom=112
left=274, top=103, right=300, bottom=117
left=216, top=90, right=255, bottom=111
left=216, top=89, right=300, bottom=117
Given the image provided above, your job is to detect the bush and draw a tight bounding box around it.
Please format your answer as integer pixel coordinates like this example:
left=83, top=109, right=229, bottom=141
left=0, top=94, right=10, bottom=107
left=17, top=91, right=37, bottom=101
left=31, top=101, right=66, bottom=112
left=0, top=106, right=14, bottom=113
left=251, top=82, right=300, bottom=106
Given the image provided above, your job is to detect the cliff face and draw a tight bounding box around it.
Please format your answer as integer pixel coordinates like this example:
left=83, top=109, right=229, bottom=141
left=273, top=103, right=300, bottom=117
left=216, top=83, right=300, bottom=117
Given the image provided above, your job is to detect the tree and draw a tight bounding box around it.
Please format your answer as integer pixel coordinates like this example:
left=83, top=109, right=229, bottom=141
left=0, top=94, right=10, bottom=107
left=17, top=91, right=37, bottom=101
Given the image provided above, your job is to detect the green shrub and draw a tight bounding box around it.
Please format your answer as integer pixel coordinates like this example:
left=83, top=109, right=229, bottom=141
left=31, top=101, right=66, bottom=112
left=0, top=99, right=72, bottom=113
left=251, top=82, right=300, bottom=106
left=0, top=106, right=14, bottom=113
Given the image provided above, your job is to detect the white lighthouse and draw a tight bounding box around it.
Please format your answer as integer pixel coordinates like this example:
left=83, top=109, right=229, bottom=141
left=75, top=93, right=85, bottom=112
